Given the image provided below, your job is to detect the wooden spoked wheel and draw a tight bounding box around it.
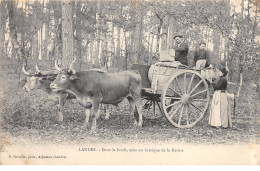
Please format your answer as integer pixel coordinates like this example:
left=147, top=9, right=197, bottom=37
left=161, top=71, right=210, bottom=128
left=142, top=95, right=163, bottom=120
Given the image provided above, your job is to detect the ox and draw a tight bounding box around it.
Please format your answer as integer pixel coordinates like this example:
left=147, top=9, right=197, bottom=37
left=22, top=62, right=110, bottom=123
left=22, top=63, right=75, bottom=122
left=50, top=61, right=143, bottom=131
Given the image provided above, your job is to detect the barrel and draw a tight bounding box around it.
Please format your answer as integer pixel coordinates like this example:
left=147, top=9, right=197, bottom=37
left=148, top=61, right=185, bottom=93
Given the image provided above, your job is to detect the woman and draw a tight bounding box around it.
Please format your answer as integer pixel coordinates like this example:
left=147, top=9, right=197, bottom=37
left=209, top=68, right=232, bottom=128
left=193, top=42, right=210, bottom=70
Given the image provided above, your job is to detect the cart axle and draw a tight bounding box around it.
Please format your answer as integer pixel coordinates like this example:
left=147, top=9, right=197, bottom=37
left=181, top=94, right=190, bottom=105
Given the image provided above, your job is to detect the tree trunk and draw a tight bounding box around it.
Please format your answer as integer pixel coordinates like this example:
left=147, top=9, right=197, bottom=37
left=156, top=14, right=164, bottom=53
left=42, top=1, right=48, bottom=61
left=132, top=4, right=143, bottom=64
left=32, top=32, right=38, bottom=60
left=256, top=68, right=260, bottom=99
left=147, top=33, right=151, bottom=64
left=252, top=0, right=258, bottom=42
left=94, top=1, right=101, bottom=66
left=167, top=17, right=175, bottom=49
left=130, top=30, right=134, bottom=60
left=241, top=0, right=245, bottom=19
left=89, top=35, right=94, bottom=64
left=61, top=1, right=74, bottom=68
left=235, top=0, right=245, bottom=97
left=206, top=27, right=210, bottom=48
left=0, top=1, right=6, bottom=58
left=116, top=26, right=121, bottom=66
left=150, top=34, right=154, bottom=53
left=95, top=31, right=100, bottom=66
left=237, top=72, right=243, bottom=97
left=123, top=30, right=128, bottom=70
left=101, top=31, right=108, bottom=69
left=224, top=36, right=230, bottom=81
left=7, top=1, right=27, bottom=65
left=84, top=38, right=89, bottom=63
left=44, top=23, right=49, bottom=61
left=111, top=23, right=116, bottom=67
left=160, top=14, right=169, bottom=51
left=38, top=28, right=42, bottom=60
left=212, top=30, right=220, bottom=66
left=76, top=1, right=82, bottom=65
left=48, top=2, right=56, bottom=62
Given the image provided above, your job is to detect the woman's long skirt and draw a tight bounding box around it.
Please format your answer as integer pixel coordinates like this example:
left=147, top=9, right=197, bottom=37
left=209, top=91, right=232, bottom=128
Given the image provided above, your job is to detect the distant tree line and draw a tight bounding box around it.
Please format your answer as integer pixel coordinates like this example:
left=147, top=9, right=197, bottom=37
left=0, top=0, right=259, bottom=94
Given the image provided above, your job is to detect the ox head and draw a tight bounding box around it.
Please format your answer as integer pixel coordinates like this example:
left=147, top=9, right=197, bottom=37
left=22, top=64, right=45, bottom=92
left=50, top=60, right=79, bottom=92
left=22, top=63, right=58, bottom=92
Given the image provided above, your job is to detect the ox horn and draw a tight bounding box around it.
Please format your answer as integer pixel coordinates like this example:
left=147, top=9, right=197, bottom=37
left=35, top=63, right=41, bottom=73
left=69, top=59, right=77, bottom=74
left=22, top=65, right=30, bottom=75
left=55, top=60, right=62, bottom=71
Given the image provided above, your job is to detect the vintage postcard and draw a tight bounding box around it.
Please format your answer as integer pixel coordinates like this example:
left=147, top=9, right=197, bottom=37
left=0, top=0, right=259, bottom=165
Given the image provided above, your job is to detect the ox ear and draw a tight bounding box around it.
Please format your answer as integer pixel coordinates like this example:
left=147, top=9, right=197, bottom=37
left=69, top=75, right=80, bottom=81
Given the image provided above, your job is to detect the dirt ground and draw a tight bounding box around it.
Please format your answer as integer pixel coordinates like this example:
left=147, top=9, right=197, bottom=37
left=0, top=58, right=259, bottom=146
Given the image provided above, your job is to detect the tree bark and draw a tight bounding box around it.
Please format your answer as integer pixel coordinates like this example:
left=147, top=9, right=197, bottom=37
left=252, top=0, right=258, bottom=42
left=132, top=4, right=143, bottom=64
left=150, top=34, right=154, bottom=53
left=237, top=71, right=243, bottom=97
left=95, top=1, right=101, bottom=66
left=116, top=26, right=121, bottom=64
left=212, top=29, right=220, bottom=66
left=61, top=1, right=74, bottom=68
left=167, top=17, right=175, bottom=49
left=123, top=30, right=128, bottom=70
left=0, top=1, right=6, bottom=58
left=155, top=13, right=165, bottom=53
left=38, top=27, right=42, bottom=60
left=89, top=35, right=94, bottom=64
left=224, top=37, right=230, bottom=81
left=76, top=1, right=82, bottom=63
left=48, top=2, right=55, bottom=61
left=160, top=14, right=169, bottom=51
left=7, top=1, right=27, bottom=65
left=111, top=23, right=116, bottom=67
left=44, top=23, right=49, bottom=61
left=42, top=1, right=48, bottom=61
left=32, top=31, right=38, bottom=60
left=84, top=38, right=89, bottom=63
left=256, top=68, right=260, bottom=99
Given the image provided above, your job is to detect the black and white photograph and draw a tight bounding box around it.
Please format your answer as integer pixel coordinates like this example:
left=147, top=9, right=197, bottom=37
left=0, top=0, right=259, bottom=165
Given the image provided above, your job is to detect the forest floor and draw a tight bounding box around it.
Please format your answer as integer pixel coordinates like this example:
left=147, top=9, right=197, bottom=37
left=0, top=58, right=259, bottom=146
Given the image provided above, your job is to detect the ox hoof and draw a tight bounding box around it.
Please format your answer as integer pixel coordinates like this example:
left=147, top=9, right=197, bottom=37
left=90, top=129, right=97, bottom=135
left=57, top=115, right=63, bottom=123
left=73, top=127, right=81, bottom=132
left=55, top=119, right=63, bottom=124
left=138, top=122, right=143, bottom=127
left=134, top=121, right=143, bottom=127
left=57, top=119, right=63, bottom=123
left=81, top=124, right=88, bottom=130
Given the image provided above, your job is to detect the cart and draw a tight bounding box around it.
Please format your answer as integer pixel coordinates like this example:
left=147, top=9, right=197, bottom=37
left=131, top=62, right=220, bottom=128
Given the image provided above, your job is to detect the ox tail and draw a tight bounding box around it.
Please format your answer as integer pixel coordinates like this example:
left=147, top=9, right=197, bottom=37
left=132, top=70, right=142, bottom=84
left=132, top=70, right=142, bottom=82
